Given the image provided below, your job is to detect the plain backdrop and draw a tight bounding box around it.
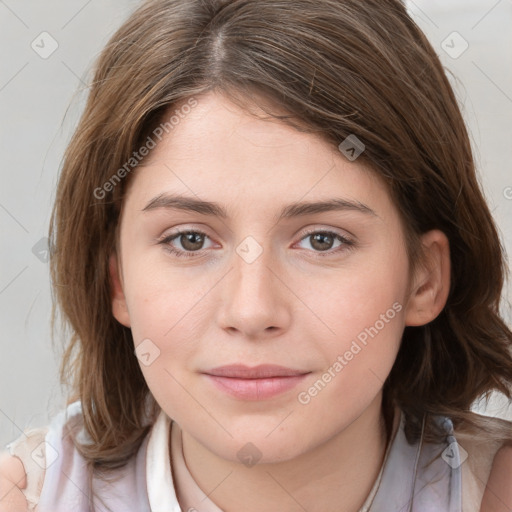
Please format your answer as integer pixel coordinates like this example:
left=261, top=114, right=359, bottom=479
left=1, top=0, right=511, bottom=450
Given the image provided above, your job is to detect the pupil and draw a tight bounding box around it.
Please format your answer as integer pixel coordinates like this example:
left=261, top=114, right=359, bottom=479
left=183, top=233, right=203, bottom=250
left=312, top=233, right=333, bottom=251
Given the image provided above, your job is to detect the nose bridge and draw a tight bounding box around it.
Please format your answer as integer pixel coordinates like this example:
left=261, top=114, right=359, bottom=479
left=232, top=235, right=278, bottom=303
left=219, top=235, right=289, bottom=335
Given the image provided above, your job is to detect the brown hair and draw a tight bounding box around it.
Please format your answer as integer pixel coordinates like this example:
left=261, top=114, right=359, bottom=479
left=49, top=0, right=512, bottom=506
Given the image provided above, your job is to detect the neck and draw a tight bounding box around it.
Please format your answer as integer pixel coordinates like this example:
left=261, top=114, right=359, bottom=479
left=177, top=393, right=396, bottom=512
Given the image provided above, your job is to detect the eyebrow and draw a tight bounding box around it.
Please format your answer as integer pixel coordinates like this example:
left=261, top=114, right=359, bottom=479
left=142, top=193, right=377, bottom=220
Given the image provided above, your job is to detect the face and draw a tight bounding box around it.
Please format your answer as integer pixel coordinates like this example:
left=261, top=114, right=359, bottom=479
left=111, top=91, right=430, bottom=464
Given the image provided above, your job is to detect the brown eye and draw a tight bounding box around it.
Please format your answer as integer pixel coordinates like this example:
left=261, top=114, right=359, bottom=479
left=159, top=230, right=213, bottom=258
left=309, top=232, right=335, bottom=251
left=296, top=229, right=355, bottom=257
left=179, top=232, right=205, bottom=251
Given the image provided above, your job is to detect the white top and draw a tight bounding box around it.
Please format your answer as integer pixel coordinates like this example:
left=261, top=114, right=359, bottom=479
left=4, top=400, right=509, bottom=511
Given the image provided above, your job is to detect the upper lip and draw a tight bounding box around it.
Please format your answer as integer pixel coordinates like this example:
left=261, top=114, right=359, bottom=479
left=205, top=364, right=310, bottom=379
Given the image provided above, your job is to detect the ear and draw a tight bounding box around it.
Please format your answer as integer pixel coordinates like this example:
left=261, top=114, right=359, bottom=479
left=404, top=230, right=450, bottom=327
left=109, top=252, right=131, bottom=327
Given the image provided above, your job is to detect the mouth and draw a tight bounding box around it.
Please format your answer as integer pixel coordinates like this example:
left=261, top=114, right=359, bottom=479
left=203, top=364, right=311, bottom=400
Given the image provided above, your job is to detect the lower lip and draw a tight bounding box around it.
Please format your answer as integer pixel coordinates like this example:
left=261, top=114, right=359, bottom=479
left=204, top=374, right=308, bottom=400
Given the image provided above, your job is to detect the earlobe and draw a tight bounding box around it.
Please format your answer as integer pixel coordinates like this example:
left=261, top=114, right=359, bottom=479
left=404, top=230, right=451, bottom=327
left=109, top=252, right=131, bottom=328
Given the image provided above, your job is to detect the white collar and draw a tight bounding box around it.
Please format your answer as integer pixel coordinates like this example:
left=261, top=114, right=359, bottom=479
left=146, top=409, right=223, bottom=512
left=145, top=409, right=181, bottom=512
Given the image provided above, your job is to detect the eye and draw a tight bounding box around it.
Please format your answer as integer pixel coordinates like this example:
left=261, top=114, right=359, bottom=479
left=158, top=227, right=355, bottom=259
left=158, top=229, right=214, bottom=258
left=295, top=229, right=355, bottom=256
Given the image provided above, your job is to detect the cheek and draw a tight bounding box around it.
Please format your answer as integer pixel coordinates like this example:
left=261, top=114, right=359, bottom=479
left=124, top=273, right=205, bottom=417
left=306, top=252, right=408, bottom=339
left=300, top=248, right=408, bottom=385
left=122, top=253, right=210, bottom=340
left=295, top=283, right=405, bottom=423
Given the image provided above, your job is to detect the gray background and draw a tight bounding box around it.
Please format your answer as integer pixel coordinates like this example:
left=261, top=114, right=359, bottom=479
left=1, top=0, right=511, bottom=450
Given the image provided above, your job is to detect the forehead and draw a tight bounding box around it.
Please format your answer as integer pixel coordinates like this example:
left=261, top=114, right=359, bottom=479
left=123, top=91, right=396, bottom=223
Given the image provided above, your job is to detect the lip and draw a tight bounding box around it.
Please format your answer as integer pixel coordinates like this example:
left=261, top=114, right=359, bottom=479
left=203, top=364, right=310, bottom=400
left=206, top=364, right=309, bottom=378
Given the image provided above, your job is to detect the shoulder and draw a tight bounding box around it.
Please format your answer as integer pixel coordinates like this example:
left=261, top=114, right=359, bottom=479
left=0, top=402, right=85, bottom=512
left=0, top=426, right=49, bottom=512
left=0, top=451, right=28, bottom=511
left=452, top=414, right=512, bottom=512
left=480, top=443, right=512, bottom=512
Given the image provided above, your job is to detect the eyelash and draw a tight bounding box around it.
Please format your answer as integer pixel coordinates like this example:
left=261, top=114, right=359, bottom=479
left=158, top=228, right=355, bottom=259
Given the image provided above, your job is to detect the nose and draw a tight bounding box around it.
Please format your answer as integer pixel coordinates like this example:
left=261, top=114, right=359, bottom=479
left=217, top=239, right=292, bottom=339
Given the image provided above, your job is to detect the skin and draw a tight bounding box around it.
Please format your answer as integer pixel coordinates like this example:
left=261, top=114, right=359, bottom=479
left=480, top=444, right=512, bottom=511
left=0, top=452, right=27, bottom=511
left=109, top=90, right=451, bottom=512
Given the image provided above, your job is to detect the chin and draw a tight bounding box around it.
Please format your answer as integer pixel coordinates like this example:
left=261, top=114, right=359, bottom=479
left=197, top=423, right=311, bottom=466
